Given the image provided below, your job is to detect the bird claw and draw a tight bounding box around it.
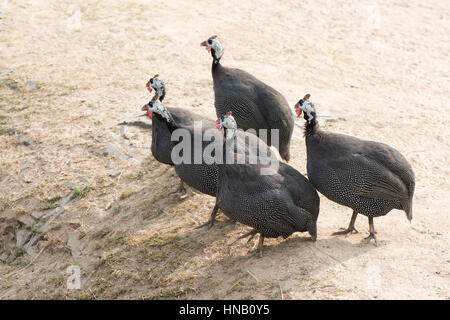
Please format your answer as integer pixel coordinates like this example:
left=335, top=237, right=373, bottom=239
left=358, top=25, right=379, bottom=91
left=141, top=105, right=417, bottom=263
left=194, top=219, right=214, bottom=230
left=332, top=227, right=359, bottom=237
left=361, top=233, right=378, bottom=246
left=219, top=219, right=237, bottom=229
left=231, top=230, right=258, bottom=245
left=247, top=248, right=263, bottom=259
left=169, top=186, right=187, bottom=198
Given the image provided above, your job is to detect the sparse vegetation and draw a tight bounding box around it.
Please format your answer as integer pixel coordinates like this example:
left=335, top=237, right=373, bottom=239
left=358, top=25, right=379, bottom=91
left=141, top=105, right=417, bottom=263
left=0, top=124, right=15, bottom=135
left=72, top=185, right=94, bottom=199
left=119, top=189, right=137, bottom=200
left=40, top=194, right=62, bottom=210
left=0, top=0, right=446, bottom=301
left=13, top=206, right=27, bottom=215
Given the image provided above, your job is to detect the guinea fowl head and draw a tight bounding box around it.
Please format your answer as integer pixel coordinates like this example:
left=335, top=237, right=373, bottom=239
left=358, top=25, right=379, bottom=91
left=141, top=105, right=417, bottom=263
left=141, top=98, right=172, bottom=122
left=294, top=94, right=316, bottom=124
left=145, top=74, right=166, bottom=101
left=200, top=35, right=223, bottom=63
left=216, top=111, right=237, bottom=140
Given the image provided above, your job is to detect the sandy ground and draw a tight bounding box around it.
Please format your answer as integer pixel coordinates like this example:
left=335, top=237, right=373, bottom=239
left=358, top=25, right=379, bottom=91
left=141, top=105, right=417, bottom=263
left=0, top=0, right=449, bottom=299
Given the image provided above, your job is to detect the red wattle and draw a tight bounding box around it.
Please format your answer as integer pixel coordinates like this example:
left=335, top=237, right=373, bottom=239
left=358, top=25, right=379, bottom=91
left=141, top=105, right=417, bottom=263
left=147, top=87, right=152, bottom=93
left=295, top=109, right=302, bottom=117
left=206, top=46, right=211, bottom=52
left=147, top=110, right=154, bottom=118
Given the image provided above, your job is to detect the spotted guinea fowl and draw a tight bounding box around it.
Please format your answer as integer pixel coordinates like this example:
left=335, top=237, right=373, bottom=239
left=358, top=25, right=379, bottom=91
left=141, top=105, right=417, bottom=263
left=142, top=76, right=215, bottom=193
left=214, top=112, right=320, bottom=257
left=143, top=100, right=281, bottom=229
left=201, top=35, right=294, bottom=162
left=143, top=99, right=220, bottom=217
left=295, top=94, right=415, bottom=245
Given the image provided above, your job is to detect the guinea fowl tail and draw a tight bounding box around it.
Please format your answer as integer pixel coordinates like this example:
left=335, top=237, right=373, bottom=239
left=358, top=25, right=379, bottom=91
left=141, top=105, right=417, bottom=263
left=402, top=198, right=413, bottom=222
left=269, top=145, right=282, bottom=161
left=307, top=220, right=317, bottom=241
left=279, top=144, right=290, bottom=163
left=293, top=207, right=317, bottom=241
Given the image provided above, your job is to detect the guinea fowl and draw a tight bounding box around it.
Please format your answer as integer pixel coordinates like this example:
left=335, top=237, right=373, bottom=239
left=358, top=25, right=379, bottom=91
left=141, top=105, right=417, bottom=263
left=214, top=112, right=320, bottom=257
left=201, top=35, right=294, bottom=162
left=143, top=100, right=281, bottom=229
left=295, top=94, right=415, bottom=245
left=142, top=75, right=215, bottom=193
left=142, top=99, right=219, bottom=210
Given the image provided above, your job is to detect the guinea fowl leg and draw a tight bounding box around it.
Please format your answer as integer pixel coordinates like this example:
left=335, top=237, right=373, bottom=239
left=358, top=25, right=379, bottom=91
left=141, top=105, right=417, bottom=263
left=169, top=180, right=187, bottom=197
left=332, top=210, right=359, bottom=236
left=361, top=216, right=378, bottom=246
left=231, top=229, right=258, bottom=245
left=248, top=235, right=265, bottom=258
left=195, top=203, right=219, bottom=230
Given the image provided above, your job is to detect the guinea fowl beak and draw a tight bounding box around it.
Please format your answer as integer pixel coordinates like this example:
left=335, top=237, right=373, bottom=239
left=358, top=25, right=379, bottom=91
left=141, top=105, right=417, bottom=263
left=294, top=102, right=302, bottom=117
left=141, top=104, right=153, bottom=118
left=200, top=41, right=211, bottom=52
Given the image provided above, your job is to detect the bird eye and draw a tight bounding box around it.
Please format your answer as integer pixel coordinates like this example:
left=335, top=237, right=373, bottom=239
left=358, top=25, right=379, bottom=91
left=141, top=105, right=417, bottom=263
left=150, top=79, right=154, bottom=84
left=207, top=39, right=212, bottom=45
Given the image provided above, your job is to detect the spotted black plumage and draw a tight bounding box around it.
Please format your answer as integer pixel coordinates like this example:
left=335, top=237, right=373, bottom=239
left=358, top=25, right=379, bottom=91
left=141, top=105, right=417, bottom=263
left=149, top=107, right=215, bottom=165
left=214, top=114, right=320, bottom=256
left=145, top=101, right=279, bottom=230
left=295, top=95, right=415, bottom=244
left=143, top=100, right=218, bottom=197
left=201, top=36, right=294, bottom=162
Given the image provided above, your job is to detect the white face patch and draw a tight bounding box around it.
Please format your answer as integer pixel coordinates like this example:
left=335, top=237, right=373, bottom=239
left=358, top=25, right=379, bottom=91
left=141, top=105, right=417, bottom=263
left=208, top=38, right=223, bottom=60
left=150, top=78, right=165, bottom=99
left=300, top=100, right=315, bottom=123
left=220, top=114, right=237, bottom=140
left=148, top=100, right=171, bottom=122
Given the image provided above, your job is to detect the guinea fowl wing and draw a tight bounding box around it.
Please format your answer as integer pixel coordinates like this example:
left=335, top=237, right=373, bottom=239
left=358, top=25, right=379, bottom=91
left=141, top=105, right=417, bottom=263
left=170, top=107, right=215, bottom=128
left=231, top=164, right=300, bottom=235
left=256, top=85, right=291, bottom=127
left=278, top=163, right=320, bottom=216
left=328, top=154, right=408, bottom=201
left=361, top=141, right=416, bottom=189
left=226, top=68, right=290, bottom=128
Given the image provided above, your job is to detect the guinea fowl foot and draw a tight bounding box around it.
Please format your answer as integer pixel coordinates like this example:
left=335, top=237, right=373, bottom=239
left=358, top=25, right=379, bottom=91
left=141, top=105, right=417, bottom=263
left=361, top=232, right=378, bottom=246
left=219, top=219, right=238, bottom=229
left=194, top=219, right=214, bottom=230
left=361, top=216, right=378, bottom=246
left=231, top=229, right=258, bottom=245
left=247, top=248, right=263, bottom=258
left=169, top=181, right=187, bottom=198
left=332, top=227, right=359, bottom=236
left=247, top=236, right=265, bottom=258
left=195, top=204, right=219, bottom=230
left=333, top=211, right=359, bottom=237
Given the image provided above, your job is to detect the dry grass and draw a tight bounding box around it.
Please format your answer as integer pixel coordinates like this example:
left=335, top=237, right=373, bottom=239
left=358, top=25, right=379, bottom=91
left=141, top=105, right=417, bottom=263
left=0, top=0, right=449, bottom=300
